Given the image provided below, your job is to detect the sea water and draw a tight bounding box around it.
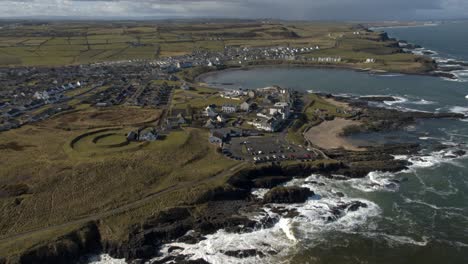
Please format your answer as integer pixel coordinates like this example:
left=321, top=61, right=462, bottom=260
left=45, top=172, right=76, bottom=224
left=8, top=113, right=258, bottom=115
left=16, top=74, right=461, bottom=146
left=91, top=22, right=468, bottom=264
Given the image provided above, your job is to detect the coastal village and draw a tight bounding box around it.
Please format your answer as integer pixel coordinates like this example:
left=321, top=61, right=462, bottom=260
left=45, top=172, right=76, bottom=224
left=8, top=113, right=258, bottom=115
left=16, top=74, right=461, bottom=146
left=0, top=42, right=365, bottom=165
left=1, top=20, right=468, bottom=264
left=0, top=35, right=380, bottom=132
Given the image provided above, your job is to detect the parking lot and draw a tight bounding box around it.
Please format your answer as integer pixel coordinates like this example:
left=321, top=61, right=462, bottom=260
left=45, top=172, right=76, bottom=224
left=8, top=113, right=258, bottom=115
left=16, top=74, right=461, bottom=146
left=222, top=135, right=316, bottom=163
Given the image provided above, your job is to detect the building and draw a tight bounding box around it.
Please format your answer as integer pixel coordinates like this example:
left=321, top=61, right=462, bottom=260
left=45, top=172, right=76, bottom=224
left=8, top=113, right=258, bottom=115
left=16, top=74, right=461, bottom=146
left=205, top=119, right=217, bottom=129
left=240, top=101, right=252, bottom=112
left=221, top=104, right=238, bottom=113
left=208, top=128, right=243, bottom=144
left=269, top=102, right=290, bottom=119
left=176, top=61, right=193, bottom=69
left=126, top=131, right=138, bottom=141
left=166, top=116, right=186, bottom=129
left=216, top=114, right=227, bottom=123
left=139, top=129, right=159, bottom=141
left=249, top=116, right=282, bottom=132
left=204, top=106, right=218, bottom=117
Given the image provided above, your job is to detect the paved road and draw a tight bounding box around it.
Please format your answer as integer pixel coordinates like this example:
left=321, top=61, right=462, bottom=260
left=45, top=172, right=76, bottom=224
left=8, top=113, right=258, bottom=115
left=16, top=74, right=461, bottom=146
left=0, top=162, right=247, bottom=243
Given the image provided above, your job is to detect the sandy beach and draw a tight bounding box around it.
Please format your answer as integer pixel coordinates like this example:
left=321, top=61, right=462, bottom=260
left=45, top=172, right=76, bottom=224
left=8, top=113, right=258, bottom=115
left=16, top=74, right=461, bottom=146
left=304, top=118, right=363, bottom=151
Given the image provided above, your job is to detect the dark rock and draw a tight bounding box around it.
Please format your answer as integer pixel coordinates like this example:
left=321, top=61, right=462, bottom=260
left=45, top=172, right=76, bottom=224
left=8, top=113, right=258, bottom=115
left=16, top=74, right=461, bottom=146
left=270, top=207, right=300, bottom=218
left=195, top=186, right=250, bottom=204
left=186, top=259, right=211, bottom=264
left=177, top=231, right=206, bottom=244
left=150, top=255, right=211, bottom=264
left=452, top=150, right=466, bottom=157
left=168, top=246, right=184, bottom=253
left=19, top=222, right=101, bottom=264
left=359, top=96, right=396, bottom=102
left=347, top=201, right=368, bottom=212
left=264, top=186, right=313, bottom=204
left=133, top=245, right=157, bottom=259
left=223, top=249, right=265, bottom=258
left=431, top=71, right=457, bottom=79
left=192, top=200, right=257, bottom=235
left=335, top=192, right=345, bottom=198
left=253, top=176, right=290, bottom=188
left=305, top=180, right=318, bottom=185
left=144, top=207, right=191, bottom=228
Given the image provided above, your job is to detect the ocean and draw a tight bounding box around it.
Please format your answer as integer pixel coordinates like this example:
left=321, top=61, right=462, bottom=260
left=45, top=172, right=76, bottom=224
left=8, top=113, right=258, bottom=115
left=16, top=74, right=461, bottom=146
left=91, top=22, right=468, bottom=264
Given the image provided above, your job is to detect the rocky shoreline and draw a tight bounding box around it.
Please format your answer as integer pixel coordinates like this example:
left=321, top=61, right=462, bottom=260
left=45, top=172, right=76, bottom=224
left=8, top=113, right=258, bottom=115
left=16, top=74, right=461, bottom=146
left=95, top=95, right=465, bottom=263
left=6, top=93, right=467, bottom=264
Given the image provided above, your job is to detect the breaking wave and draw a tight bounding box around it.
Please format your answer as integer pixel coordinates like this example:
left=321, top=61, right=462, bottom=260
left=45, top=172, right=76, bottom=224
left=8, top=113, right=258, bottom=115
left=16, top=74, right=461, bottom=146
left=152, top=175, right=382, bottom=264
left=403, top=45, right=468, bottom=82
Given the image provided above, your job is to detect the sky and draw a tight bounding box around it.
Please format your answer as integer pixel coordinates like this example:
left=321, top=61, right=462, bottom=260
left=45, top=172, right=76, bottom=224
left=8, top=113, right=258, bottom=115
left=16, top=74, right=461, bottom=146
left=0, top=0, right=467, bottom=20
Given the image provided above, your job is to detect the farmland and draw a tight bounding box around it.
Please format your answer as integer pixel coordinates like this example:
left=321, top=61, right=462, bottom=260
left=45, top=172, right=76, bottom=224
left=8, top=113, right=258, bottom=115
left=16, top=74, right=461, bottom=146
left=0, top=20, right=432, bottom=74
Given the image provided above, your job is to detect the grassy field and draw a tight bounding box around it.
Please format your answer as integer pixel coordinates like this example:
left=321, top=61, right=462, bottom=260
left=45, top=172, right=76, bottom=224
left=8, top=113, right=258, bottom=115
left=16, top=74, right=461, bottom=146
left=0, top=21, right=315, bottom=66
left=0, top=103, right=239, bottom=259
left=0, top=21, right=429, bottom=73
left=171, top=85, right=240, bottom=110
left=38, top=106, right=162, bottom=130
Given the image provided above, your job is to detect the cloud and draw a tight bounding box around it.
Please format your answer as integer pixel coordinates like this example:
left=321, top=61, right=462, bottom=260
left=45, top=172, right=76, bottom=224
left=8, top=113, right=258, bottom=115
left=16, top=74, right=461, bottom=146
left=0, top=0, right=466, bottom=20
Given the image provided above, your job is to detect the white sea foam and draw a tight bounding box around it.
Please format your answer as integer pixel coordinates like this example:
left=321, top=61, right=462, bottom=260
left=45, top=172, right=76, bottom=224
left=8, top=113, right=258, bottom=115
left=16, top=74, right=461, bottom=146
left=87, top=142, right=467, bottom=264
left=404, top=42, right=468, bottom=82
left=347, top=171, right=399, bottom=192
left=449, top=106, right=468, bottom=115
left=368, top=95, right=435, bottom=113
left=409, top=99, right=436, bottom=105
left=151, top=175, right=382, bottom=264
left=361, top=232, right=429, bottom=247
left=376, top=74, right=404, bottom=77
left=251, top=188, right=269, bottom=199
left=87, top=254, right=126, bottom=264
left=402, top=197, right=463, bottom=211
left=406, top=149, right=466, bottom=170
left=156, top=223, right=294, bottom=264
left=382, top=96, right=408, bottom=105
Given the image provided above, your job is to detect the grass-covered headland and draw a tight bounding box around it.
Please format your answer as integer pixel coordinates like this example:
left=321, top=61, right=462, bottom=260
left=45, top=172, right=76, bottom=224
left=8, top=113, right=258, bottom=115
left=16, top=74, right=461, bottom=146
left=0, top=20, right=453, bottom=263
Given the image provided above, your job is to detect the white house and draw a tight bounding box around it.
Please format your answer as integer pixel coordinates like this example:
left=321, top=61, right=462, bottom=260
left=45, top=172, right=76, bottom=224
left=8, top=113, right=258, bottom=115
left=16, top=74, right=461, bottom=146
left=240, top=101, right=252, bottom=112
left=269, top=102, right=290, bottom=119
left=204, top=106, right=218, bottom=117
left=221, top=104, right=238, bottom=113
left=216, top=115, right=227, bottom=123
left=249, top=116, right=281, bottom=132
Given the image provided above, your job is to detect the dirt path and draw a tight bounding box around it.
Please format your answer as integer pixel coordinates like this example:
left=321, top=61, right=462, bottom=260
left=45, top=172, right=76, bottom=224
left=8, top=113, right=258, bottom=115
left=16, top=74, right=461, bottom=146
left=304, top=118, right=363, bottom=151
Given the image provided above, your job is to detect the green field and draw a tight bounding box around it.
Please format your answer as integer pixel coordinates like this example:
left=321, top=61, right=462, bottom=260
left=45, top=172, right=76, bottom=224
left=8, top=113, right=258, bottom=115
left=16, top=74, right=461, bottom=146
left=0, top=105, right=240, bottom=258
left=0, top=21, right=431, bottom=74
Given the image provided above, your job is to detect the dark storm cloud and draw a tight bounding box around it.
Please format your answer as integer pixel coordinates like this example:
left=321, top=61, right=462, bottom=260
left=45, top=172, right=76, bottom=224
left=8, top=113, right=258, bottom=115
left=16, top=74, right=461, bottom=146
left=0, top=0, right=466, bottom=20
